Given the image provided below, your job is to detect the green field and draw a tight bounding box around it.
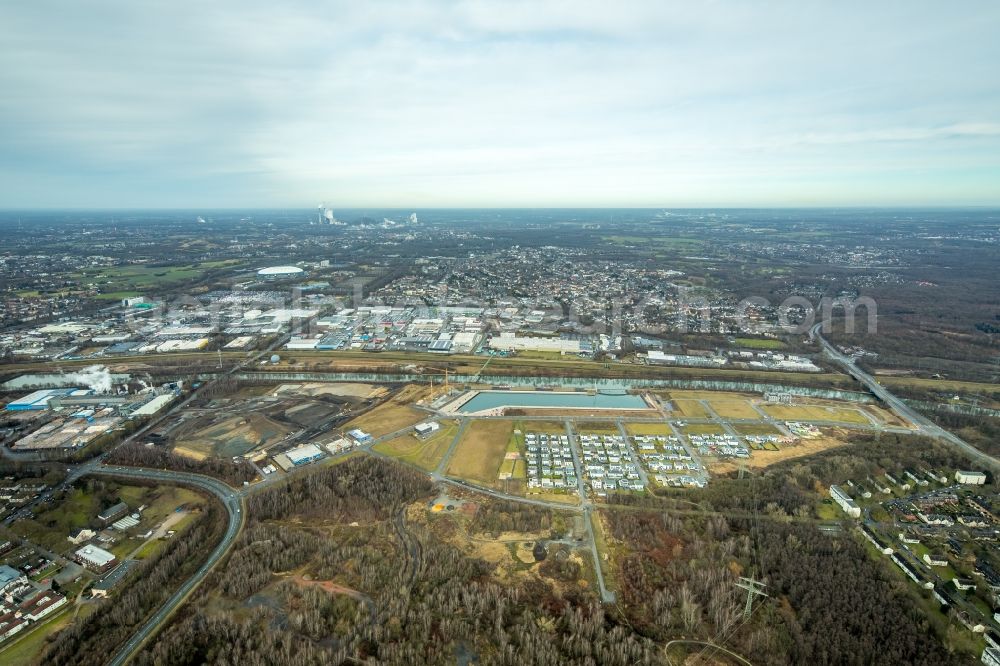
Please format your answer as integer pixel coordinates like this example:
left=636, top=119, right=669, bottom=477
left=734, top=337, right=787, bottom=350
left=73, top=260, right=244, bottom=296
left=373, top=420, right=459, bottom=471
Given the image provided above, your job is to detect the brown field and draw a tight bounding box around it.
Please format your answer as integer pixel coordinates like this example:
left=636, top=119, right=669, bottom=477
left=273, top=382, right=387, bottom=399
left=512, top=407, right=654, bottom=418
left=447, top=420, right=515, bottom=486
left=680, top=423, right=726, bottom=435
left=172, top=412, right=293, bottom=459
left=733, top=423, right=782, bottom=436
left=342, top=385, right=430, bottom=437
left=524, top=491, right=580, bottom=505
left=672, top=399, right=709, bottom=418
left=864, top=404, right=909, bottom=427
left=707, top=399, right=762, bottom=420
left=761, top=404, right=871, bottom=424
left=172, top=446, right=208, bottom=460
left=711, top=435, right=849, bottom=474
left=515, top=420, right=567, bottom=434
left=624, top=422, right=672, bottom=436
left=575, top=421, right=620, bottom=435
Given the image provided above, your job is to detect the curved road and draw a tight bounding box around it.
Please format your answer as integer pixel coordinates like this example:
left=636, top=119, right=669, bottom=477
left=94, top=466, right=245, bottom=666
left=810, top=323, right=1000, bottom=472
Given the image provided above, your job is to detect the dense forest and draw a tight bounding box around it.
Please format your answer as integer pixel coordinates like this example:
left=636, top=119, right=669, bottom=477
left=133, top=457, right=658, bottom=665
left=119, top=438, right=987, bottom=665
left=601, top=432, right=985, bottom=665
left=106, top=441, right=258, bottom=485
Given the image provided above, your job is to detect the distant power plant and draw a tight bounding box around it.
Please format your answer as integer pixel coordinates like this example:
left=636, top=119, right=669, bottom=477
left=315, top=204, right=343, bottom=225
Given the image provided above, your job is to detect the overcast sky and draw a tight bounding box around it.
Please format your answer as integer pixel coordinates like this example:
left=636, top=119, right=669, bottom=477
left=1, top=1, right=999, bottom=208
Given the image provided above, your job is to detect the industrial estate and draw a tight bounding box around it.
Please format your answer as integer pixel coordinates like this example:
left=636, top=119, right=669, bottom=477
left=0, top=208, right=998, bottom=666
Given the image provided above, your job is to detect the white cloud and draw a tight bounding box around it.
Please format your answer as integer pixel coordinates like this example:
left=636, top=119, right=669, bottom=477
left=0, top=1, right=999, bottom=206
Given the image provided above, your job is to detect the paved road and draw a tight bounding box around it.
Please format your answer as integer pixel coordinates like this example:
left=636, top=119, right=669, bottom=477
left=563, top=420, right=616, bottom=603
left=433, top=417, right=470, bottom=475
left=615, top=419, right=650, bottom=487
left=811, top=323, right=1000, bottom=472
left=94, top=466, right=245, bottom=666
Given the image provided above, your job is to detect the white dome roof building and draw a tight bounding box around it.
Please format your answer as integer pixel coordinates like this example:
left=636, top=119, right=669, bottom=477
left=257, top=265, right=305, bottom=279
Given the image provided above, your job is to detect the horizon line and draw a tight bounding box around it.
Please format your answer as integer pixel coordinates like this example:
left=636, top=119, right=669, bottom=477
left=2, top=204, right=1000, bottom=212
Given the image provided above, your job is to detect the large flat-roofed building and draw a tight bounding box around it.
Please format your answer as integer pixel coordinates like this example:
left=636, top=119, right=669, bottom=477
left=830, top=485, right=861, bottom=518
left=5, top=388, right=82, bottom=411
left=74, top=545, right=117, bottom=572
left=347, top=429, right=373, bottom=444
left=0, top=565, right=24, bottom=595
left=286, top=443, right=324, bottom=466
left=414, top=421, right=440, bottom=437
left=273, top=443, right=325, bottom=471
left=955, top=470, right=987, bottom=485
left=130, top=394, right=175, bottom=418
left=487, top=334, right=581, bottom=354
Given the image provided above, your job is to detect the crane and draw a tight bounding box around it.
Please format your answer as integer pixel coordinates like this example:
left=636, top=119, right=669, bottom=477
left=421, top=365, right=452, bottom=399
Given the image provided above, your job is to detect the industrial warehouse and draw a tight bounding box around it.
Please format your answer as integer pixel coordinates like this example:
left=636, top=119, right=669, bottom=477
left=2, top=378, right=180, bottom=451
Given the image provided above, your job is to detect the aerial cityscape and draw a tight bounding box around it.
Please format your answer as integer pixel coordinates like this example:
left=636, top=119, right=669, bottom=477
left=1, top=2, right=1000, bottom=666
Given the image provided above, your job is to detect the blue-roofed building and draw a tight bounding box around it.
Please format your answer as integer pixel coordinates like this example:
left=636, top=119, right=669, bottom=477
left=0, top=564, right=24, bottom=591
left=5, top=388, right=79, bottom=411
left=105, top=341, right=142, bottom=354
left=428, top=339, right=453, bottom=353
left=347, top=429, right=373, bottom=444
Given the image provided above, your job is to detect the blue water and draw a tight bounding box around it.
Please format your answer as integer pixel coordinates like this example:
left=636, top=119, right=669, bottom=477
left=457, top=390, right=647, bottom=412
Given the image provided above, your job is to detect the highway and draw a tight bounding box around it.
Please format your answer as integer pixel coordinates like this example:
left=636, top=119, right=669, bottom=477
left=810, top=323, right=1000, bottom=472
left=93, top=466, right=245, bottom=666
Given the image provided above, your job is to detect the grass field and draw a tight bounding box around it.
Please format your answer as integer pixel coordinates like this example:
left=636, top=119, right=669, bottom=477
left=526, top=491, right=580, bottom=505
left=734, top=423, right=782, bottom=436
left=373, top=420, right=459, bottom=471
left=624, top=422, right=672, bottom=436
left=711, top=436, right=848, bottom=473
left=761, top=404, right=870, bottom=424
left=72, top=260, right=244, bottom=296
left=575, top=421, right=619, bottom=435
left=734, top=337, right=787, bottom=350
left=514, top=350, right=565, bottom=360
left=447, top=420, right=515, bottom=486
left=680, top=423, right=726, bottom=435
left=707, top=399, right=761, bottom=420
left=672, top=399, right=709, bottom=418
